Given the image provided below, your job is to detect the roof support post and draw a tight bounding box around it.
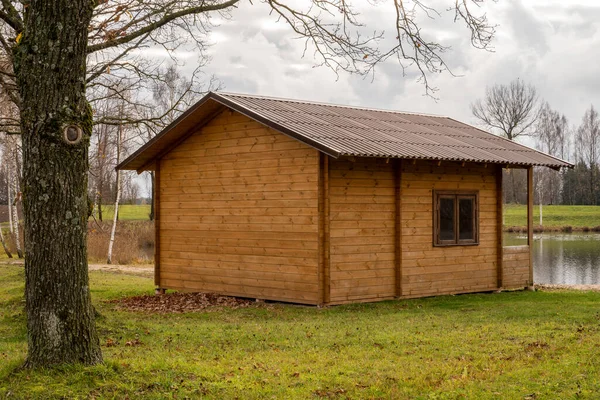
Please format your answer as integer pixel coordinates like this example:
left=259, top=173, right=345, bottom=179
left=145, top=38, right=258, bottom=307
left=496, top=166, right=503, bottom=289
left=154, top=160, right=162, bottom=291
left=394, top=159, right=403, bottom=297
left=527, top=166, right=535, bottom=290
left=318, top=153, right=330, bottom=305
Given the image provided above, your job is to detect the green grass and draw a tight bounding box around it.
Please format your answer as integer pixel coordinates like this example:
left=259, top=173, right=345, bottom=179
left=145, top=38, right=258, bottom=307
left=2, top=266, right=600, bottom=398
left=92, top=204, right=151, bottom=221
left=504, top=204, right=600, bottom=228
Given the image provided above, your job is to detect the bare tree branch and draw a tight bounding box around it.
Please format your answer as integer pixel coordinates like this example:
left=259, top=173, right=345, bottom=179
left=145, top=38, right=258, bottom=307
left=471, top=79, right=539, bottom=141
left=87, top=0, right=241, bottom=53
left=0, top=0, right=23, bottom=32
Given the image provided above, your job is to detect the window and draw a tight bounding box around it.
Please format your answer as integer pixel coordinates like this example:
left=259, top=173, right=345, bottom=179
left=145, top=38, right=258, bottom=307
left=433, top=191, right=479, bottom=246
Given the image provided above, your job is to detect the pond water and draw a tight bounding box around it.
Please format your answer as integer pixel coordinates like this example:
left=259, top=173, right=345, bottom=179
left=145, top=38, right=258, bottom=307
left=504, top=233, right=600, bottom=285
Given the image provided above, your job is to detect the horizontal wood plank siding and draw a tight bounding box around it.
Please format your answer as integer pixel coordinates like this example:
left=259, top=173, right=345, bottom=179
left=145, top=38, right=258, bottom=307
left=400, top=161, right=499, bottom=297
left=328, top=158, right=396, bottom=304
left=502, top=246, right=530, bottom=288
left=158, top=109, right=320, bottom=304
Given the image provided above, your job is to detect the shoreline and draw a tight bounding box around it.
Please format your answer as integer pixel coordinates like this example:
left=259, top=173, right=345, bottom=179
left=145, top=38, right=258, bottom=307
left=504, top=225, right=600, bottom=233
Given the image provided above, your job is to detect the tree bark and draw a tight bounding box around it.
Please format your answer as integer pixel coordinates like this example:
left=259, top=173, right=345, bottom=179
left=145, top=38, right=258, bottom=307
left=14, top=0, right=102, bottom=367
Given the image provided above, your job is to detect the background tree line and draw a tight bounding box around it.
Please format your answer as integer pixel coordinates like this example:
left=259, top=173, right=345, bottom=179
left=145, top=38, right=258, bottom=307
left=3, top=77, right=600, bottom=218
left=472, top=79, right=598, bottom=206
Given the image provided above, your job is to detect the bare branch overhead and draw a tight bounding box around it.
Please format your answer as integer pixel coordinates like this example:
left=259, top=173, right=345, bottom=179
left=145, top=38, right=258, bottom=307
left=87, top=0, right=241, bottom=53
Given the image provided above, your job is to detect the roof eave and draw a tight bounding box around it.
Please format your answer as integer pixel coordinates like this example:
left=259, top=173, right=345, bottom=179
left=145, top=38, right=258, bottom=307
left=116, top=91, right=342, bottom=172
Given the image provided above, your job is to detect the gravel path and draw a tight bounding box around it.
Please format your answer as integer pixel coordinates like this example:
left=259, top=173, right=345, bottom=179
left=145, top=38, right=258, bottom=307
left=1, top=260, right=153, bottom=278
left=88, top=263, right=153, bottom=277
left=3, top=260, right=600, bottom=291
left=536, top=284, right=600, bottom=292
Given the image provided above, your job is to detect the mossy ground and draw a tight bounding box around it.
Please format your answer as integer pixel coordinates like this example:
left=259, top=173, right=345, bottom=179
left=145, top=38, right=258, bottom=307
left=1, top=265, right=600, bottom=399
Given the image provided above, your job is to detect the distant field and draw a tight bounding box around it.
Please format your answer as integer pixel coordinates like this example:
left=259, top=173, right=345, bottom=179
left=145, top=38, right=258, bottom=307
left=0, top=204, right=151, bottom=224
left=4, top=203, right=600, bottom=230
left=504, top=204, right=600, bottom=228
left=95, top=204, right=600, bottom=227
left=92, top=204, right=151, bottom=221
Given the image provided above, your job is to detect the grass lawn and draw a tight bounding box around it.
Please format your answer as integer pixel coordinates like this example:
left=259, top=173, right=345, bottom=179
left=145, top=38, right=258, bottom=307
left=504, top=204, right=600, bottom=228
left=92, top=204, right=151, bottom=221
left=2, top=266, right=600, bottom=398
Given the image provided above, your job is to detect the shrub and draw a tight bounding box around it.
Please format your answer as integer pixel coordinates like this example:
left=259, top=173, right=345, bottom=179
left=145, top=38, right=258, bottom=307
left=88, top=221, right=154, bottom=264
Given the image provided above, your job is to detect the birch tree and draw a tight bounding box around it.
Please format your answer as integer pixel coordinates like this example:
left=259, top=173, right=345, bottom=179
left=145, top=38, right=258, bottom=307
left=0, top=0, right=497, bottom=367
left=534, top=102, right=569, bottom=207
left=107, top=124, right=122, bottom=265
left=0, top=149, right=11, bottom=258
left=9, top=170, right=22, bottom=257
left=4, top=135, right=22, bottom=257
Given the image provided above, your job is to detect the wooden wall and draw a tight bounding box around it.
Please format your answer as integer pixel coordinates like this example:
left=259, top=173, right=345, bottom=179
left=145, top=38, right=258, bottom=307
left=502, top=246, right=530, bottom=288
left=400, top=160, right=499, bottom=297
left=328, top=158, right=397, bottom=304
left=155, top=111, right=530, bottom=304
left=157, top=109, right=321, bottom=304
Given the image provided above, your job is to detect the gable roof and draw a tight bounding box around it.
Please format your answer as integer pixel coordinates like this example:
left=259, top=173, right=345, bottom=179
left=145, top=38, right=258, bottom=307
left=118, top=91, right=572, bottom=172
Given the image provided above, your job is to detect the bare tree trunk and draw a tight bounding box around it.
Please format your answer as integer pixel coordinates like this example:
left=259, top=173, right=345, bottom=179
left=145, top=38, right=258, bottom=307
left=510, top=170, right=518, bottom=204
left=107, top=125, right=122, bottom=264
left=7, top=171, right=13, bottom=234
left=95, top=131, right=105, bottom=222
left=590, top=167, right=596, bottom=206
left=98, top=199, right=103, bottom=221
left=16, top=0, right=102, bottom=367
left=107, top=173, right=121, bottom=264
left=0, top=225, right=12, bottom=258
left=539, top=185, right=543, bottom=227
left=92, top=189, right=99, bottom=221
left=11, top=192, right=23, bottom=258
left=7, top=157, right=23, bottom=258
left=149, top=171, right=155, bottom=221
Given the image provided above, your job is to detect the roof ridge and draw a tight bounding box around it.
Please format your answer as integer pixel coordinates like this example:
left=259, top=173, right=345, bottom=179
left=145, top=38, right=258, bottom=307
left=117, top=91, right=573, bottom=171
left=215, top=91, right=447, bottom=119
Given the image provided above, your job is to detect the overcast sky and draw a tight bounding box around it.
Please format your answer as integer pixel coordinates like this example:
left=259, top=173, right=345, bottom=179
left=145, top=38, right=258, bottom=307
left=166, top=0, right=600, bottom=140
left=134, top=0, right=600, bottom=196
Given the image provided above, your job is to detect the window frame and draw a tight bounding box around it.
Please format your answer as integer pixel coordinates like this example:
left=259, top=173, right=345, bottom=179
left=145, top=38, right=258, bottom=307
left=433, top=190, right=479, bottom=247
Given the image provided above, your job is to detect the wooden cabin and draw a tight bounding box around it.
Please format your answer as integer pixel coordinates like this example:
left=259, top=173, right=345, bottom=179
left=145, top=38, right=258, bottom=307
left=118, top=92, right=571, bottom=305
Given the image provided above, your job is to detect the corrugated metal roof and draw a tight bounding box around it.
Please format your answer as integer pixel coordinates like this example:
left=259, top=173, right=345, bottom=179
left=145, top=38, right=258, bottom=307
left=118, top=91, right=572, bottom=171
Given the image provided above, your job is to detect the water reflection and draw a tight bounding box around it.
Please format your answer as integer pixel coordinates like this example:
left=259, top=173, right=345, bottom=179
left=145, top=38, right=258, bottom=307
left=504, top=233, right=600, bottom=285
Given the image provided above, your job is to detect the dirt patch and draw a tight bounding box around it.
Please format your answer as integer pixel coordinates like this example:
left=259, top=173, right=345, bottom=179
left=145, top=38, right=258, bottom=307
left=108, top=292, right=267, bottom=313
left=88, top=263, right=153, bottom=277
left=537, top=284, right=600, bottom=292
left=0, top=261, right=153, bottom=278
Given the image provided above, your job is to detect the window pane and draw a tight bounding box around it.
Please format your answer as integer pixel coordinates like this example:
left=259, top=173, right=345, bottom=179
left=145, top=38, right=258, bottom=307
left=459, top=198, right=474, bottom=240
left=439, top=198, right=455, bottom=241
